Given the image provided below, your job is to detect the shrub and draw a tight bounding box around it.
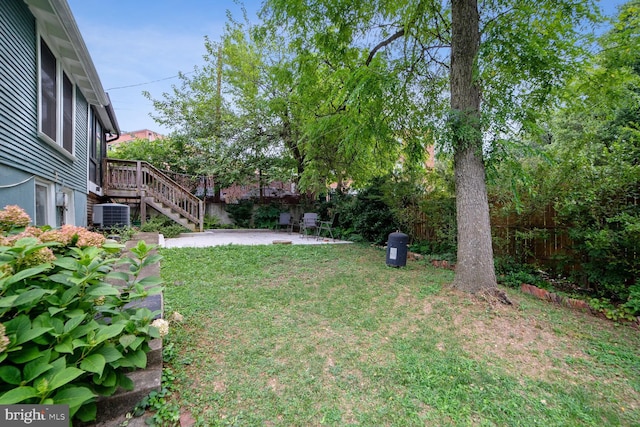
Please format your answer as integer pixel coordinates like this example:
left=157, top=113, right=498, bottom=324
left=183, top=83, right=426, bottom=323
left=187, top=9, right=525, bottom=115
left=623, top=283, right=640, bottom=317
left=103, top=225, right=138, bottom=243
left=499, top=270, right=548, bottom=289
left=225, top=200, right=254, bottom=228
left=0, top=206, right=164, bottom=423
left=417, top=194, right=457, bottom=254
left=140, top=217, right=188, bottom=238
left=589, top=297, right=637, bottom=322
left=328, top=174, right=457, bottom=248
left=409, top=239, right=456, bottom=257
left=253, top=203, right=281, bottom=229
left=494, top=256, right=548, bottom=289
left=337, top=180, right=399, bottom=245
left=563, top=215, right=639, bottom=300
left=203, top=214, right=221, bottom=229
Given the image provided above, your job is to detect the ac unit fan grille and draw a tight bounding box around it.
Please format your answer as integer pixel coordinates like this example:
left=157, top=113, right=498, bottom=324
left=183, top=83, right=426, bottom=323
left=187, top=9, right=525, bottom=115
left=93, top=204, right=130, bottom=228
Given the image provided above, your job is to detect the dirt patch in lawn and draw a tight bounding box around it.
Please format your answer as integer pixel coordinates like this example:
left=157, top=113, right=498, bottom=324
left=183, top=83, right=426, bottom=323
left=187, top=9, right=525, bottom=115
left=390, top=284, right=597, bottom=384
left=449, top=290, right=595, bottom=383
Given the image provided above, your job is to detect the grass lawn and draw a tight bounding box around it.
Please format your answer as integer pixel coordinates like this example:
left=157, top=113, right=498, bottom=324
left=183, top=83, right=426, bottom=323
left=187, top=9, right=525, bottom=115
left=160, top=244, right=640, bottom=426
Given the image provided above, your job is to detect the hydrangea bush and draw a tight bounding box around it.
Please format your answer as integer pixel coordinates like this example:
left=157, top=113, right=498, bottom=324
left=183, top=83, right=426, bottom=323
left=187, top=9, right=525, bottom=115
left=0, top=205, right=164, bottom=422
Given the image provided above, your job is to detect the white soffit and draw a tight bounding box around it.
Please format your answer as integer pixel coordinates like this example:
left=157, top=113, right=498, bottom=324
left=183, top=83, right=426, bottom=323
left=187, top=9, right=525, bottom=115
left=23, top=0, right=108, bottom=107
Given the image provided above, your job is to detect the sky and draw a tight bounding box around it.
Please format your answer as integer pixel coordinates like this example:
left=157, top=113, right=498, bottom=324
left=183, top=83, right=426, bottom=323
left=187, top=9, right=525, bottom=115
left=67, top=0, right=627, bottom=136
left=67, top=0, right=264, bottom=135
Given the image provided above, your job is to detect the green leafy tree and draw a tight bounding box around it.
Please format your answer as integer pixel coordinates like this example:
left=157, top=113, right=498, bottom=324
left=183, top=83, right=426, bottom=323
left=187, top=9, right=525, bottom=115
left=221, top=19, right=304, bottom=187
left=518, top=0, right=640, bottom=299
left=145, top=13, right=301, bottom=192
left=143, top=51, right=250, bottom=187
left=108, top=137, right=187, bottom=171
left=262, top=0, right=600, bottom=293
left=147, top=6, right=429, bottom=195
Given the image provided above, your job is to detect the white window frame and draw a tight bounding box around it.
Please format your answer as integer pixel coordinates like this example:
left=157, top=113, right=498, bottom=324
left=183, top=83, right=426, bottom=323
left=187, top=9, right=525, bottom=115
left=35, top=180, right=55, bottom=227
left=87, top=107, right=104, bottom=195
left=37, top=33, right=77, bottom=159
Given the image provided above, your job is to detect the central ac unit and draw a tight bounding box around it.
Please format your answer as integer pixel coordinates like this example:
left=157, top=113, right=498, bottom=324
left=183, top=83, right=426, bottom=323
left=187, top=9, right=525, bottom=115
left=93, top=203, right=130, bottom=228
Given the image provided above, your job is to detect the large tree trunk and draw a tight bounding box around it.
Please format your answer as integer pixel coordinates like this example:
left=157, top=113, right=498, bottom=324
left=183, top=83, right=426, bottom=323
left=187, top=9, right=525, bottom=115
left=450, top=0, right=497, bottom=292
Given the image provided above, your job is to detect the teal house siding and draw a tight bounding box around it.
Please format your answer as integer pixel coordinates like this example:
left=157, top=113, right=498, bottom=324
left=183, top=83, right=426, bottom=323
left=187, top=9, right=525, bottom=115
left=0, top=167, right=37, bottom=221
left=0, top=0, right=119, bottom=227
left=1, top=0, right=86, bottom=192
left=0, top=0, right=38, bottom=176
left=0, top=1, right=39, bottom=221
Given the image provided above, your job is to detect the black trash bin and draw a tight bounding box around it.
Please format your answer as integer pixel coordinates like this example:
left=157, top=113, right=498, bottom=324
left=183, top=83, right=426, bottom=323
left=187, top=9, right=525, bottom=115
left=386, top=232, right=409, bottom=267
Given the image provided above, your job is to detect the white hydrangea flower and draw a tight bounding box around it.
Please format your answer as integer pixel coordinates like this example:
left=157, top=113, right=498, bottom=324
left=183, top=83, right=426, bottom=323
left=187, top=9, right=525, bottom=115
left=0, top=323, right=9, bottom=353
left=151, top=318, right=169, bottom=337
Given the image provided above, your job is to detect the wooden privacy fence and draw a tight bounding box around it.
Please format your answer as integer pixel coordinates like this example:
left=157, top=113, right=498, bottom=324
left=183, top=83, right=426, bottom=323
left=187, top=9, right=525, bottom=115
left=491, top=204, right=572, bottom=268
left=410, top=203, right=573, bottom=269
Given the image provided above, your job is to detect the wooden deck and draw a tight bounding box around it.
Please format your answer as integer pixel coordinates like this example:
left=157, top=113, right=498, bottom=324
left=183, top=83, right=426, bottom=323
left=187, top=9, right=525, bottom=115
left=103, top=159, right=204, bottom=232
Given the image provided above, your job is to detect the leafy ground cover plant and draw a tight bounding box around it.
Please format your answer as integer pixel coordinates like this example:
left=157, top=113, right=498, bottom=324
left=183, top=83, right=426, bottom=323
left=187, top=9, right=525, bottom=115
left=160, top=244, right=640, bottom=426
left=139, top=216, right=189, bottom=238
left=0, top=206, right=164, bottom=423
left=203, top=214, right=237, bottom=230
left=102, top=225, right=138, bottom=243
left=131, top=341, right=181, bottom=426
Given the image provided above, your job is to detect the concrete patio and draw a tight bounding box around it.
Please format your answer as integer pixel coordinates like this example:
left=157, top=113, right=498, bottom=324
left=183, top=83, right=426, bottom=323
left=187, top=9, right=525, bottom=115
left=162, top=229, right=352, bottom=248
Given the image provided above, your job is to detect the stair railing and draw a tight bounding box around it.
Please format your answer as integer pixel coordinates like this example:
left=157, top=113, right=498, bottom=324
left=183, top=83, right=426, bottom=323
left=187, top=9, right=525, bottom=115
left=104, top=159, right=204, bottom=231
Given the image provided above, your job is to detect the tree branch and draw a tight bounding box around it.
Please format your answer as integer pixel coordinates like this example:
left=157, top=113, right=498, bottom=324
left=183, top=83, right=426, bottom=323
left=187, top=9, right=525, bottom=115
left=365, top=29, right=406, bottom=66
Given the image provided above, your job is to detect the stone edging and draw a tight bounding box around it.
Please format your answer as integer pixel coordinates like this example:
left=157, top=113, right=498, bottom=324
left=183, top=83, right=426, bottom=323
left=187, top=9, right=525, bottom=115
left=83, top=232, right=163, bottom=427
left=520, top=283, right=591, bottom=311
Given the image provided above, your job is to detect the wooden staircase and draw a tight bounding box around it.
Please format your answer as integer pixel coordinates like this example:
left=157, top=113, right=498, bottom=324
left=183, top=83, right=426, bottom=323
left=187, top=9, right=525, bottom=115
left=103, top=159, right=204, bottom=232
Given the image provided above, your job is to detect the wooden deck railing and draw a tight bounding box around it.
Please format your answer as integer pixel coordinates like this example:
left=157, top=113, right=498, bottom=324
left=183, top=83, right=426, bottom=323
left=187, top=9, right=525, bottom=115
left=104, top=159, right=204, bottom=231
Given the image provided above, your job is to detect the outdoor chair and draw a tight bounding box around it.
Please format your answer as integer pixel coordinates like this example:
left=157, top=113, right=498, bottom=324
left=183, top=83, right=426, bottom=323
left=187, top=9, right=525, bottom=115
left=316, top=213, right=339, bottom=241
left=278, top=212, right=293, bottom=233
left=299, top=213, right=319, bottom=238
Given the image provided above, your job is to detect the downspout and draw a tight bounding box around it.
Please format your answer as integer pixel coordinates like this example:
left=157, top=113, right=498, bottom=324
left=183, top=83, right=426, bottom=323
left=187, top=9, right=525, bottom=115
left=102, top=97, right=120, bottom=200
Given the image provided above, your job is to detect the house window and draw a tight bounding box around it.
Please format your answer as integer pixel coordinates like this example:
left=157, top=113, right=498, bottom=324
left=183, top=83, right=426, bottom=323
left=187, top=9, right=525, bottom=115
left=40, top=40, right=56, bottom=140
left=35, top=182, right=50, bottom=227
left=89, top=109, right=103, bottom=187
left=39, top=38, right=75, bottom=154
